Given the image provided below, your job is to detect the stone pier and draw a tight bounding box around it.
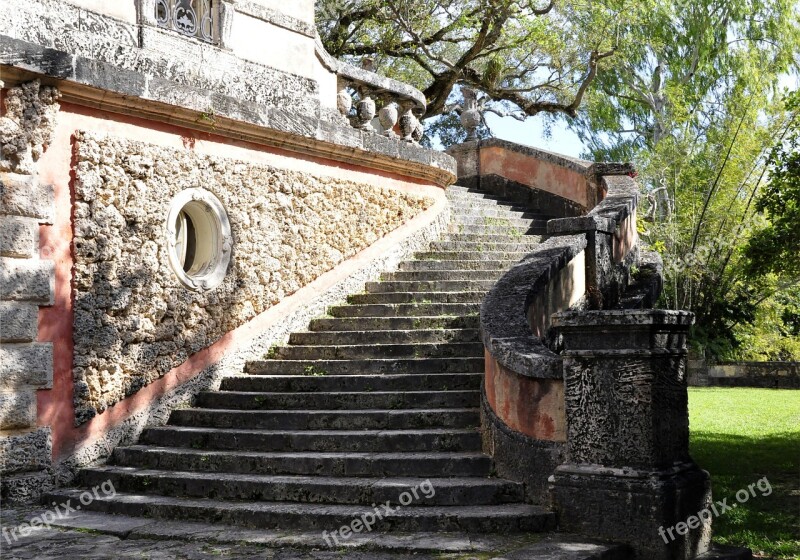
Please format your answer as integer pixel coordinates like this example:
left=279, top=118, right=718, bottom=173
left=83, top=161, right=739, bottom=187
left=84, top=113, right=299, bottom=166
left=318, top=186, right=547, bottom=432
left=550, top=309, right=713, bottom=560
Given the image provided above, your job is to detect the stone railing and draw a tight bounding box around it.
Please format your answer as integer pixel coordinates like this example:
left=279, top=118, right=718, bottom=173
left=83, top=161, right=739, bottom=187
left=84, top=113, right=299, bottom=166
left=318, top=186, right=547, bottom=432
left=314, top=37, right=427, bottom=142
left=478, top=166, right=641, bottom=502
left=471, top=140, right=718, bottom=559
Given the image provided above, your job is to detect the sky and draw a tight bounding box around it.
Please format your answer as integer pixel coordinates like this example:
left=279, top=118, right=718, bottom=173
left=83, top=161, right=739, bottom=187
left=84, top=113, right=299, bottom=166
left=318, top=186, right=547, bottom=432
left=479, top=73, right=799, bottom=161
left=483, top=112, right=587, bottom=159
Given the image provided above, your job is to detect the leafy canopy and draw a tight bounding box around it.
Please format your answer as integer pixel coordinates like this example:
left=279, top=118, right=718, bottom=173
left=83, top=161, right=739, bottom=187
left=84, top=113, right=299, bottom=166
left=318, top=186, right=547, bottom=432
left=317, top=0, right=621, bottom=119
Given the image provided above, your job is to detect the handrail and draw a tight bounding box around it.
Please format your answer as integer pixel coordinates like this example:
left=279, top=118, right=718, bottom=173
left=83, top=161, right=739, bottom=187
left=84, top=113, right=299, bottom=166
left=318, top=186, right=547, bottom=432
left=480, top=172, right=641, bottom=381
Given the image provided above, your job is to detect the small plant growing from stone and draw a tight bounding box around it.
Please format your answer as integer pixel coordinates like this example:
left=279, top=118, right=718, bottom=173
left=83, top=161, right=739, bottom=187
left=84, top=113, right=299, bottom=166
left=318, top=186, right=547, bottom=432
left=265, top=344, right=280, bottom=359
left=303, top=365, right=327, bottom=376
left=198, top=107, right=217, bottom=129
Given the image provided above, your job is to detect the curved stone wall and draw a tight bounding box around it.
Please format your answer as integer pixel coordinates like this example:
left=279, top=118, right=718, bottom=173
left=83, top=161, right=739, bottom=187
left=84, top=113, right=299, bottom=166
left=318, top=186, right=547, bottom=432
left=473, top=143, right=641, bottom=503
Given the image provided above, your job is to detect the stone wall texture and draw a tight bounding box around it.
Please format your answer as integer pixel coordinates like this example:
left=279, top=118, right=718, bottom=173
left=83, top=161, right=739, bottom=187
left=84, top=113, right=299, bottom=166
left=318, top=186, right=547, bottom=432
left=72, top=132, right=433, bottom=424
left=0, top=81, right=58, bottom=501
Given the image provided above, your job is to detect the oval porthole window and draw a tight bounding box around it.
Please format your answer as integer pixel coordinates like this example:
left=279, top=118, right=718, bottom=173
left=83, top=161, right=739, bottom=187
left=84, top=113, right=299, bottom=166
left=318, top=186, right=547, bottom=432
left=165, top=188, right=232, bottom=291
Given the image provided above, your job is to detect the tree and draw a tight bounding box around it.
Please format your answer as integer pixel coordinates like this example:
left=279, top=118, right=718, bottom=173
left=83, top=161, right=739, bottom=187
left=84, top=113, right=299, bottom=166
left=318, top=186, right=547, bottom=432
left=566, top=0, right=800, bottom=359
left=317, top=0, right=619, bottom=120
left=745, top=90, right=800, bottom=278
left=315, top=0, right=800, bottom=358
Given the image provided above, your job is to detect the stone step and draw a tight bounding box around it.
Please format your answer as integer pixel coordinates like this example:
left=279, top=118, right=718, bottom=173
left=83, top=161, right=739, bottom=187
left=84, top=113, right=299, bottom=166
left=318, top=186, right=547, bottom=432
left=110, top=447, right=493, bottom=478
left=398, top=260, right=518, bottom=272
left=451, top=225, right=547, bottom=236
left=347, top=291, right=485, bottom=304
left=454, top=215, right=545, bottom=228
left=41, top=511, right=627, bottom=556
left=80, top=468, right=522, bottom=506
left=289, top=328, right=480, bottom=346
left=220, top=373, right=483, bottom=393
left=450, top=206, right=543, bottom=220
left=430, top=241, right=540, bottom=253
left=327, top=302, right=481, bottom=317
left=365, top=280, right=495, bottom=294
left=448, top=198, right=531, bottom=211
left=448, top=197, right=536, bottom=213
left=139, top=426, right=483, bottom=452
left=381, top=270, right=505, bottom=282
left=168, top=407, right=480, bottom=430
left=273, top=342, right=483, bottom=360
left=414, top=251, right=529, bottom=262
left=442, top=233, right=544, bottom=244
left=446, top=186, right=507, bottom=198
left=309, top=315, right=481, bottom=331
left=197, top=390, right=480, bottom=410
left=244, top=357, right=484, bottom=375
left=447, top=189, right=514, bottom=201
left=43, top=489, right=556, bottom=533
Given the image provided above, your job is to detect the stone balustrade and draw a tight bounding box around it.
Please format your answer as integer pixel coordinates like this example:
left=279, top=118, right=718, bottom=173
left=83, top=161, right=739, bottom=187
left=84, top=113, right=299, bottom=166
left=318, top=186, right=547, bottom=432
left=314, top=38, right=427, bottom=142
left=463, top=139, right=716, bottom=558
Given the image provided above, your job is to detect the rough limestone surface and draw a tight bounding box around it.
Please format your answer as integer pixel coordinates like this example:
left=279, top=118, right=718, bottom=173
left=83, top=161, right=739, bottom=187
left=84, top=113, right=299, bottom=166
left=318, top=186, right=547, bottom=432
left=0, top=80, right=61, bottom=174
left=71, top=132, right=433, bottom=424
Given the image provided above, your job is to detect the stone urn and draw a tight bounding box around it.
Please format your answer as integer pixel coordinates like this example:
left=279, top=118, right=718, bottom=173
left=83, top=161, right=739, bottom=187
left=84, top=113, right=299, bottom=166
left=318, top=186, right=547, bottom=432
left=460, top=87, right=482, bottom=140
left=378, top=103, right=399, bottom=137
left=336, top=89, right=352, bottom=121
left=357, top=95, right=376, bottom=130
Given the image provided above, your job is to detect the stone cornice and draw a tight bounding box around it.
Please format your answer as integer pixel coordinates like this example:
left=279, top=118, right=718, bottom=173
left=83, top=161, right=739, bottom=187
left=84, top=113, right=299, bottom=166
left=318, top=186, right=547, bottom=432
left=0, top=38, right=456, bottom=187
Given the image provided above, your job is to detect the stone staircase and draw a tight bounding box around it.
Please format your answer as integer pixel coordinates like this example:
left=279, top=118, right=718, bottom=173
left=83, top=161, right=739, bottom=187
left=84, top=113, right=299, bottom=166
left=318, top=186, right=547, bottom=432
left=43, top=186, right=597, bottom=552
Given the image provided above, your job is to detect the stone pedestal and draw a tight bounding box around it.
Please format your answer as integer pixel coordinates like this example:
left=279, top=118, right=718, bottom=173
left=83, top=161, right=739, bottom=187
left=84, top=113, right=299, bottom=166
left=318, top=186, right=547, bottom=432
left=550, top=309, right=712, bottom=560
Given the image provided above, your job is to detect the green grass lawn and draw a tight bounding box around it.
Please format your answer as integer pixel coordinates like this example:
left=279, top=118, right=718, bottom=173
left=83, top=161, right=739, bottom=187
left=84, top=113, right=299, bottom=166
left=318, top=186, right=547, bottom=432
left=689, top=388, right=800, bottom=559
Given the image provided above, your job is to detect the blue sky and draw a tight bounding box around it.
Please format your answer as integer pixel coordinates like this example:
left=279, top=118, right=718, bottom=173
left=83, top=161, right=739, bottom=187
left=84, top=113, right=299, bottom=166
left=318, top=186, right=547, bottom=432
left=483, top=112, right=587, bottom=159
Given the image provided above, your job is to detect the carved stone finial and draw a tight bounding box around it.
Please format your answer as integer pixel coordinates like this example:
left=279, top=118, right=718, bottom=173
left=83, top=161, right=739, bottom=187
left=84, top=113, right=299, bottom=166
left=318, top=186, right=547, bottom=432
left=460, top=87, right=482, bottom=141
left=378, top=103, right=399, bottom=137
left=360, top=57, right=376, bottom=73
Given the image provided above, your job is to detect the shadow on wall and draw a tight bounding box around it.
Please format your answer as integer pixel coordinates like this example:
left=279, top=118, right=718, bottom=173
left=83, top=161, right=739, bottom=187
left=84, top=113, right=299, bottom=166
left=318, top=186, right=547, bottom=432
left=69, top=131, right=432, bottom=425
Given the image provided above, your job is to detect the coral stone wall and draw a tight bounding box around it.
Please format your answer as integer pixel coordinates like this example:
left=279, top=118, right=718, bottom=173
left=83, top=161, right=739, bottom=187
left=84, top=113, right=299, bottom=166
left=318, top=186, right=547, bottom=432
left=71, top=132, right=432, bottom=424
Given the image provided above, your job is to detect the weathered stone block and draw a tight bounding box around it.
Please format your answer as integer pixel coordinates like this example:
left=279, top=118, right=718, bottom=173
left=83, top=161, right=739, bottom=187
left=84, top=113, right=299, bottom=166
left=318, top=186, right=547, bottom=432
left=550, top=309, right=709, bottom=559
left=553, top=309, right=694, bottom=470
left=0, top=257, right=54, bottom=303
left=0, top=173, right=55, bottom=223
left=0, top=389, right=37, bottom=430
left=0, top=343, right=53, bottom=388
left=0, top=301, right=39, bottom=342
left=0, top=216, right=37, bottom=257
left=0, top=466, right=56, bottom=503
left=0, top=427, right=51, bottom=474
left=551, top=464, right=712, bottom=560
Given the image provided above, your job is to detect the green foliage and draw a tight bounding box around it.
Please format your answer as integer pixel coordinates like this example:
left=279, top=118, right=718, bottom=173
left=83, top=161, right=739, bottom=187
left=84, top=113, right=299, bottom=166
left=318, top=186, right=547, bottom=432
left=689, top=388, right=800, bottom=559
left=746, top=90, right=800, bottom=278
left=302, top=365, right=327, bottom=377
left=568, top=0, right=800, bottom=359
left=317, top=0, right=622, bottom=120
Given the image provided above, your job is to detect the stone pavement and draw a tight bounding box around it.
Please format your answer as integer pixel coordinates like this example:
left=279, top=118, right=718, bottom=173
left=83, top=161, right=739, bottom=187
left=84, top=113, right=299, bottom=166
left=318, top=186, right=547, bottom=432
left=0, top=504, right=630, bottom=560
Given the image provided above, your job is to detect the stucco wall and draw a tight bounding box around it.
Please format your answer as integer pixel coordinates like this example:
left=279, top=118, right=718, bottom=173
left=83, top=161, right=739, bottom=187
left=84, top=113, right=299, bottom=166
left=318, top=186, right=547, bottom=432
left=71, top=131, right=432, bottom=424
